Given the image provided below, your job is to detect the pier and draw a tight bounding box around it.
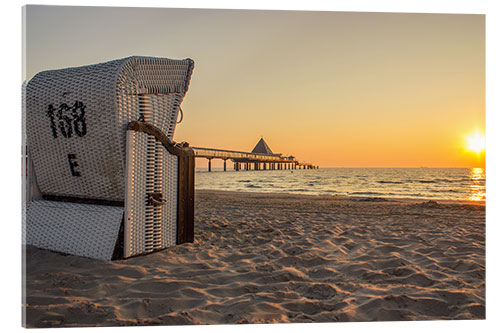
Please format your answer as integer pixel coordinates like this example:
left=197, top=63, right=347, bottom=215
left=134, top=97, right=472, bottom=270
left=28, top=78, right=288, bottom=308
left=191, top=138, right=318, bottom=171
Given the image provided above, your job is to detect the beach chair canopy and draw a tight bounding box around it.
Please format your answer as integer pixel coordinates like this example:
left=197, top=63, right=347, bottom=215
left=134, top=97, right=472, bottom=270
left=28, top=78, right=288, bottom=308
left=26, top=56, right=194, bottom=202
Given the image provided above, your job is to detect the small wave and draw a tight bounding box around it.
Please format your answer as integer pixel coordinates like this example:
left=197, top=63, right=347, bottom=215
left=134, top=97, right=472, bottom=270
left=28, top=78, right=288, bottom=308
left=432, top=178, right=477, bottom=184
left=377, top=180, right=404, bottom=184
left=429, top=189, right=462, bottom=193
left=238, top=180, right=251, bottom=183
left=455, top=177, right=471, bottom=182
left=434, top=178, right=454, bottom=183
left=245, top=184, right=261, bottom=188
left=416, top=179, right=474, bottom=184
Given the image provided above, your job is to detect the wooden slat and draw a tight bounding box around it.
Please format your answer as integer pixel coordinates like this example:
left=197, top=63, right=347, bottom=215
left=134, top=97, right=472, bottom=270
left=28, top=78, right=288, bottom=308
left=176, top=155, right=195, bottom=244
left=185, top=155, right=195, bottom=242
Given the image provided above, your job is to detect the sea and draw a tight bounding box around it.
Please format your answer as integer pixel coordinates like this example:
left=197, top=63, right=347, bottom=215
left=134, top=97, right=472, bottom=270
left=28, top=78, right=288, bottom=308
left=195, top=167, right=485, bottom=202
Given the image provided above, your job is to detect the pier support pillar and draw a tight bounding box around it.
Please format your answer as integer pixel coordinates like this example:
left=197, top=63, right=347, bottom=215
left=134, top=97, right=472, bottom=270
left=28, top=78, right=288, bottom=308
left=208, top=158, right=212, bottom=172
left=263, top=163, right=267, bottom=170
left=223, top=159, right=227, bottom=172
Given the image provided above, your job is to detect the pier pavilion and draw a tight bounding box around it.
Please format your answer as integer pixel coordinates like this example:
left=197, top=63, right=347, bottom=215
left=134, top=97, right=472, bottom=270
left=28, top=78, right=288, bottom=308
left=191, top=138, right=318, bottom=171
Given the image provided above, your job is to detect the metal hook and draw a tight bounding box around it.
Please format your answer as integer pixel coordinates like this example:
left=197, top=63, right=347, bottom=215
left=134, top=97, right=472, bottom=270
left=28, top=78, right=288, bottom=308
left=177, top=107, right=184, bottom=124
left=147, top=192, right=167, bottom=206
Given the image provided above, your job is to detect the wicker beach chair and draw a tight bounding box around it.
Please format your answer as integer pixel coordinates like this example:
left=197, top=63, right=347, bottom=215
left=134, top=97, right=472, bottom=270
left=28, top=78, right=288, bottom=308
left=23, top=56, right=195, bottom=260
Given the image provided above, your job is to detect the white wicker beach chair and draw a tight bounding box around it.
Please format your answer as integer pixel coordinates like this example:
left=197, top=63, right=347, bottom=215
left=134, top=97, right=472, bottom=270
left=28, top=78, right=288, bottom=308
left=23, top=56, right=195, bottom=260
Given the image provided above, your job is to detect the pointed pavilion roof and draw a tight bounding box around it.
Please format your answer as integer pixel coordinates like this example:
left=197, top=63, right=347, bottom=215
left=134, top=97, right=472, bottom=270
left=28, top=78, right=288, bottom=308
left=251, top=137, right=274, bottom=155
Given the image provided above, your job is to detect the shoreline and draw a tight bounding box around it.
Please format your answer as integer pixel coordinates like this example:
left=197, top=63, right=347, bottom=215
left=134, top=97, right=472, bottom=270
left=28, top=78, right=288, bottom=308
left=195, top=189, right=485, bottom=207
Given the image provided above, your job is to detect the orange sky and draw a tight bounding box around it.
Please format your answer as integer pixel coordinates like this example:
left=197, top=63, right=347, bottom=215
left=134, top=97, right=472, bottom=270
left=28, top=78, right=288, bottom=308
left=25, top=7, right=485, bottom=168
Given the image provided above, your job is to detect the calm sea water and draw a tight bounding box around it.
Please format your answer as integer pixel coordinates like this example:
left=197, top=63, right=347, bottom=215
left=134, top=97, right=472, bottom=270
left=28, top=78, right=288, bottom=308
left=195, top=168, right=485, bottom=201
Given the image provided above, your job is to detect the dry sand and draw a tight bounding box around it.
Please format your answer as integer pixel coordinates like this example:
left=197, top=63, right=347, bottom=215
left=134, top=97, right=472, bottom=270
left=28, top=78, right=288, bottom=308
left=23, top=190, right=485, bottom=327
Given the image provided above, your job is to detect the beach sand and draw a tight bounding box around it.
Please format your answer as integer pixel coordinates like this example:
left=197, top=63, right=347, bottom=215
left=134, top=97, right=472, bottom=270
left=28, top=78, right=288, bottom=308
left=23, top=190, right=485, bottom=327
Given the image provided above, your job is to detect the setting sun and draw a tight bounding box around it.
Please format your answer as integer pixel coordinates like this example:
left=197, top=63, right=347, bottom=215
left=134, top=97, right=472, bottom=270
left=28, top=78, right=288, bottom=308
left=466, top=133, right=486, bottom=154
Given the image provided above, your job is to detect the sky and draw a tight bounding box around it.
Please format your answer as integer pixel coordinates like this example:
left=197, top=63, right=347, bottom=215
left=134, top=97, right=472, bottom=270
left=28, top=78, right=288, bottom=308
left=24, top=6, right=485, bottom=168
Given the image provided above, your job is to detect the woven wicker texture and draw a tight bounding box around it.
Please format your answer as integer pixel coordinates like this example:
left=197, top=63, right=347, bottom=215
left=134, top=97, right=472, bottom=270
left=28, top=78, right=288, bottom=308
left=24, top=200, right=124, bottom=260
left=124, top=130, right=178, bottom=258
left=26, top=56, right=194, bottom=201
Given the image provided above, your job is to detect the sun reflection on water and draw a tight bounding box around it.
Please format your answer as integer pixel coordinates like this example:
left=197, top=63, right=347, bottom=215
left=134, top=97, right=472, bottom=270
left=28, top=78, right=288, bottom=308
left=469, top=167, right=485, bottom=201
